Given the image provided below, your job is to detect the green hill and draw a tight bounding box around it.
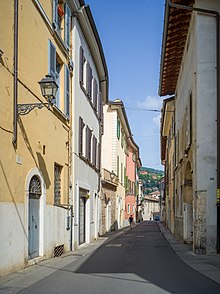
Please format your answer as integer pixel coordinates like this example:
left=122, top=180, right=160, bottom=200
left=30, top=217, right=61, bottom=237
left=138, top=167, right=164, bottom=196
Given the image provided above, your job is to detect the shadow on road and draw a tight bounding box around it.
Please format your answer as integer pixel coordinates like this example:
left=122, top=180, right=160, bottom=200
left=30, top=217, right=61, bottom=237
left=74, top=221, right=220, bottom=294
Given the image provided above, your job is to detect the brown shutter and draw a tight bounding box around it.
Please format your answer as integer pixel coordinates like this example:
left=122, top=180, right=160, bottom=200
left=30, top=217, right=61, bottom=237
left=86, top=62, right=92, bottom=97
left=85, top=126, right=89, bottom=159
left=92, top=136, right=97, bottom=165
left=79, top=46, right=84, bottom=84
left=97, top=142, right=101, bottom=171
left=79, top=116, right=84, bottom=155
left=98, top=91, right=102, bottom=119
left=93, top=79, right=98, bottom=111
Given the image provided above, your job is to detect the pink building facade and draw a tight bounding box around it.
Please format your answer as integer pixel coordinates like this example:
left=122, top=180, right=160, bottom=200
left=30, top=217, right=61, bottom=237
left=125, top=141, right=141, bottom=224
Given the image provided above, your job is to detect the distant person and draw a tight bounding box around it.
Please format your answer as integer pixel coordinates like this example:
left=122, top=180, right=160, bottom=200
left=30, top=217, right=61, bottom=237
left=128, top=215, right=134, bottom=229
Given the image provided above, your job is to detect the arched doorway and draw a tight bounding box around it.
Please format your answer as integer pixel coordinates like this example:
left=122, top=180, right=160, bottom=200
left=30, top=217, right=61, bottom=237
left=183, top=162, right=193, bottom=243
left=28, top=175, right=42, bottom=259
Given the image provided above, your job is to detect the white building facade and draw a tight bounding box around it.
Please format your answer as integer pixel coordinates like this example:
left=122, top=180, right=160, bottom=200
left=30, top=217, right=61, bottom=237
left=71, top=1, right=108, bottom=248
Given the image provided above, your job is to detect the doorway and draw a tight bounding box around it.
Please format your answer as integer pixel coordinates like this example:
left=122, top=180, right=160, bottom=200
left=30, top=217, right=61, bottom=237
left=183, top=162, right=193, bottom=243
left=79, top=189, right=87, bottom=245
left=28, top=175, right=42, bottom=259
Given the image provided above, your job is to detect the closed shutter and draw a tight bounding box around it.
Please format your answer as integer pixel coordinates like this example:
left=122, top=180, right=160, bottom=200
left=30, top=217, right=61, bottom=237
left=49, top=40, right=56, bottom=79
left=93, top=79, right=98, bottom=111
left=88, top=129, right=92, bottom=161
left=52, top=0, right=58, bottom=29
left=64, top=65, right=70, bottom=118
left=79, top=46, right=84, bottom=84
left=79, top=117, right=84, bottom=155
left=97, top=143, right=101, bottom=170
left=64, top=4, right=71, bottom=49
left=85, top=126, right=92, bottom=161
left=97, top=92, right=101, bottom=119
left=86, top=63, right=92, bottom=98
left=92, top=136, right=97, bottom=165
left=117, top=118, right=120, bottom=139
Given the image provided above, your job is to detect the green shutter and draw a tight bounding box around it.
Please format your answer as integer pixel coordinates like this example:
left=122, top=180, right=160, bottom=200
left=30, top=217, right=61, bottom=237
left=117, top=118, right=120, bottom=139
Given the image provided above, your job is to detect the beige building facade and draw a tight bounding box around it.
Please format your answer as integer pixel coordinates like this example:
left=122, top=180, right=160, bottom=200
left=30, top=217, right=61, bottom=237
left=0, top=0, right=73, bottom=276
left=159, top=0, right=220, bottom=253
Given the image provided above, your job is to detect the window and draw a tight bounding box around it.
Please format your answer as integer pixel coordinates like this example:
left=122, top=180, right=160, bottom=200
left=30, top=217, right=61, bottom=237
left=97, top=143, right=101, bottom=170
left=93, top=79, right=98, bottom=111
left=127, top=204, right=130, bottom=214
left=79, top=46, right=85, bottom=85
left=52, top=0, right=71, bottom=49
left=185, top=94, right=192, bottom=149
left=92, top=136, right=97, bottom=166
left=117, top=117, right=120, bottom=139
left=79, top=116, right=85, bottom=155
left=54, top=164, right=62, bottom=204
left=48, top=40, right=70, bottom=117
left=117, top=156, right=119, bottom=177
left=86, top=126, right=92, bottom=161
left=86, top=62, right=92, bottom=99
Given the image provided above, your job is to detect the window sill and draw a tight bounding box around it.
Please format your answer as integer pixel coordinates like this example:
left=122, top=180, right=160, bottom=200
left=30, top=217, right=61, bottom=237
left=79, top=154, right=100, bottom=173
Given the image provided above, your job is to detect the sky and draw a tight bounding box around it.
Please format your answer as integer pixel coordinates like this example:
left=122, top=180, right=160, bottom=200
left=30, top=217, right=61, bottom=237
left=86, top=0, right=165, bottom=170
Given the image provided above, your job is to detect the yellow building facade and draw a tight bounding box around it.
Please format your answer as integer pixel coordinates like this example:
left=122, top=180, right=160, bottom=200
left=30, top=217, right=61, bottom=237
left=0, top=0, right=73, bottom=276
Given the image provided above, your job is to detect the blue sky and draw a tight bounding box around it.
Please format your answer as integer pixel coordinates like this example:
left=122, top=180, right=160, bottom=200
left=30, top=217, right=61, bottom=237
left=86, top=0, right=165, bottom=170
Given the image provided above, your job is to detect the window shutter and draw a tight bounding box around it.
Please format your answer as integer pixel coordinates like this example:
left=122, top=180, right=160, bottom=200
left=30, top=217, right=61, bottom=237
left=64, top=65, right=70, bottom=118
left=85, top=126, right=89, bottom=159
left=49, top=40, right=56, bottom=79
left=79, top=46, right=84, bottom=84
left=64, top=4, right=71, bottom=49
left=86, top=62, right=90, bottom=94
left=93, top=79, right=98, bottom=111
left=97, top=142, right=101, bottom=170
left=52, top=0, right=58, bottom=29
left=117, top=118, right=120, bottom=139
left=92, top=136, right=97, bottom=165
left=79, top=117, right=84, bottom=155
left=86, top=63, right=92, bottom=98
left=88, top=129, right=92, bottom=161
left=97, top=92, right=101, bottom=118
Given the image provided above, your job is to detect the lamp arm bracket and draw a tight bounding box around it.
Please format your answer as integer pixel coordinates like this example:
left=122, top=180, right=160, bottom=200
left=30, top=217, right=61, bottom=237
left=17, top=102, right=50, bottom=115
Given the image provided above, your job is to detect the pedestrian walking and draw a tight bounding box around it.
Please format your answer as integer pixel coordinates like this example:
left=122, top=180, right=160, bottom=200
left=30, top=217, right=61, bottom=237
left=128, top=215, right=134, bottom=229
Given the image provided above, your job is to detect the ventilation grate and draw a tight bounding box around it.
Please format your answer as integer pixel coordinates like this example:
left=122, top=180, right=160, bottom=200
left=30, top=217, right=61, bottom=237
left=54, top=244, right=64, bottom=257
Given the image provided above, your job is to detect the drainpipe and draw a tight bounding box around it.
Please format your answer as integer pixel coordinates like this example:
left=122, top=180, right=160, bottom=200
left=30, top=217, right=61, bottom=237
left=167, top=0, right=220, bottom=253
left=13, top=0, right=19, bottom=146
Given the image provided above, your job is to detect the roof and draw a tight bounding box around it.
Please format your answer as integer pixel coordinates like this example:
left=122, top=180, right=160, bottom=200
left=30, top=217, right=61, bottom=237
left=159, top=0, right=194, bottom=96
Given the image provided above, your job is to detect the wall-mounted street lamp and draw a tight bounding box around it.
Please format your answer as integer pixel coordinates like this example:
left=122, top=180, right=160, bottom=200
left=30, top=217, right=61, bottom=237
left=110, top=171, right=115, bottom=180
left=17, top=74, right=58, bottom=115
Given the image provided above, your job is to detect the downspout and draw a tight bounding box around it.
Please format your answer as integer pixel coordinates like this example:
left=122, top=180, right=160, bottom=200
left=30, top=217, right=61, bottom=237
left=167, top=0, right=220, bottom=253
left=13, top=0, right=18, bottom=146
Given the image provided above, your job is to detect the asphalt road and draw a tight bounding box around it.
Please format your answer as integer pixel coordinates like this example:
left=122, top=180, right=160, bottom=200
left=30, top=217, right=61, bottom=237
left=19, top=221, right=220, bottom=294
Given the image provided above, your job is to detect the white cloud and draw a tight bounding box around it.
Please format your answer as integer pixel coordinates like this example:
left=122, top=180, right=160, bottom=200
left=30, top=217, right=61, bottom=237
left=137, top=95, right=162, bottom=110
left=153, top=114, right=161, bottom=127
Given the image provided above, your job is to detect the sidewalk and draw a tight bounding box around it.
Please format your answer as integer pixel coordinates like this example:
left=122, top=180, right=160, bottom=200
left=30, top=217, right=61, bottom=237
left=0, top=227, right=130, bottom=294
left=158, top=222, right=220, bottom=285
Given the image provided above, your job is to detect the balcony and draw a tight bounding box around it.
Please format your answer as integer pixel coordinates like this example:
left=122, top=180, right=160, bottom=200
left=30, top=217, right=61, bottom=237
left=101, top=168, right=119, bottom=187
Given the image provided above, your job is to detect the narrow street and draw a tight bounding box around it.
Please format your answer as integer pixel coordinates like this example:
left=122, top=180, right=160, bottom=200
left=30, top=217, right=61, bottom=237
left=12, top=222, right=220, bottom=294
